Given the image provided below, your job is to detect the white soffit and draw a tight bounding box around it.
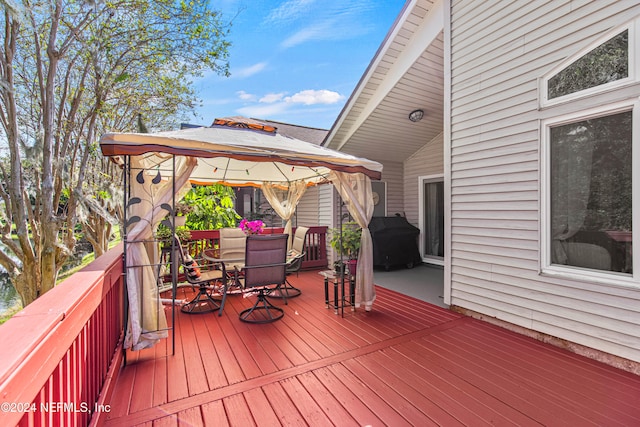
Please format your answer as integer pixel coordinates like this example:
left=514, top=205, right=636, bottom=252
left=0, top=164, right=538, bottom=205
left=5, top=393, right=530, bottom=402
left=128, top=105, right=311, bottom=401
left=325, top=0, right=445, bottom=163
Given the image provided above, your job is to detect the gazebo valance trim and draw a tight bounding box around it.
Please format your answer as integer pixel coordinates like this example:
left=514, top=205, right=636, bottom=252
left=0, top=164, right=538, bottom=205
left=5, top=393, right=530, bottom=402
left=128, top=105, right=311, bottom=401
left=101, top=142, right=381, bottom=181
left=100, top=126, right=383, bottom=185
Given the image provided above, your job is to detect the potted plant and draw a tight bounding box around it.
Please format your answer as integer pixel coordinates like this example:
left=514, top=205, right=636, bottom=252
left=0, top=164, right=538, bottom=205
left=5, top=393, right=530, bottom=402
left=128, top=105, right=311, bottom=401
left=173, top=201, right=193, bottom=227
left=156, top=224, right=191, bottom=248
left=329, top=222, right=362, bottom=275
left=239, top=218, right=265, bottom=235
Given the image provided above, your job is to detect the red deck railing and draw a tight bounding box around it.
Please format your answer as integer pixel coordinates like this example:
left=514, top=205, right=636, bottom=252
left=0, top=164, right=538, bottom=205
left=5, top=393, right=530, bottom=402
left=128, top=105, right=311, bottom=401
left=0, top=227, right=327, bottom=427
left=0, top=245, right=125, bottom=427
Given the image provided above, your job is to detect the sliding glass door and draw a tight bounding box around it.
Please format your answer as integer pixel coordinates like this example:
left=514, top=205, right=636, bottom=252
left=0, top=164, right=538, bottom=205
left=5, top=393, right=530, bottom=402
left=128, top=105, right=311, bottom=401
left=420, top=177, right=444, bottom=264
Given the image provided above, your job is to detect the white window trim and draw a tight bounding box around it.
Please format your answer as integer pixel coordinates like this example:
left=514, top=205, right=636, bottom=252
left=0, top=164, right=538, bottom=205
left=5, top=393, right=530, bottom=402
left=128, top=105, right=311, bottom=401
left=539, top=19, right=638, bottom=108
left=540, top=99, right=640, bottom=288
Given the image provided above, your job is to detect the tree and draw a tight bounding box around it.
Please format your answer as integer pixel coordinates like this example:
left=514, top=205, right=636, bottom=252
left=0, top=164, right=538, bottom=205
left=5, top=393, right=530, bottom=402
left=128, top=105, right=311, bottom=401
left=181, top=184, right=241, bottom=230
left=0, top=0, right=230, bottom=306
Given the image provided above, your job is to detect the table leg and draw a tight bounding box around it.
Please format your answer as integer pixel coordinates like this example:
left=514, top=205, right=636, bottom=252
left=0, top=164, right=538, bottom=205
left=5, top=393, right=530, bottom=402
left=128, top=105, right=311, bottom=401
left=333, top=276, right=338, bottom=314
left=340, top=274, right=346, bottom=317
left=349, top=275, right=355, bottom=310
left=324, top=277, right=329, bottom=308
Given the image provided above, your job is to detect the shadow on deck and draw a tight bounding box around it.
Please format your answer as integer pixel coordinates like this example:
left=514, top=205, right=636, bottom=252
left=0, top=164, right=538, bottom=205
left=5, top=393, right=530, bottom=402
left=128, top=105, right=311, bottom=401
left=104, top=270, right=640, bottom=426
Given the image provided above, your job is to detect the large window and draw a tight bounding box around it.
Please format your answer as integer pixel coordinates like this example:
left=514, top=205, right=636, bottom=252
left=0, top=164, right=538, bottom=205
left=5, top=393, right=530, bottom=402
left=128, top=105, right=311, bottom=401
left=549, top=110, right=632, bottom=273
left=542, top=21, right=639, bottom=281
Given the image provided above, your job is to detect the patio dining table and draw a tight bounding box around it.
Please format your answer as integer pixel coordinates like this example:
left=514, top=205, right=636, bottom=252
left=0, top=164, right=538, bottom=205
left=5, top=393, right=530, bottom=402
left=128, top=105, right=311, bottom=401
left=202, top=235, right=302, bottom=299
left=202, top=249, right=245, bottom=293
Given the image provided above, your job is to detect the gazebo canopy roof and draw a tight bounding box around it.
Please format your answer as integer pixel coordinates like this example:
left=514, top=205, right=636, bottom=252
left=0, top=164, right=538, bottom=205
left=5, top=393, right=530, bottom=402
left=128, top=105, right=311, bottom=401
left=100, top=120, right=382, bottom=187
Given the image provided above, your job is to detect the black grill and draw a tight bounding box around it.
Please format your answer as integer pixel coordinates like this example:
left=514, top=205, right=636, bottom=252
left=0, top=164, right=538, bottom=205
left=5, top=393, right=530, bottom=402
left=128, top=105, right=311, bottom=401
left=369, top=216, right=421, bottom=270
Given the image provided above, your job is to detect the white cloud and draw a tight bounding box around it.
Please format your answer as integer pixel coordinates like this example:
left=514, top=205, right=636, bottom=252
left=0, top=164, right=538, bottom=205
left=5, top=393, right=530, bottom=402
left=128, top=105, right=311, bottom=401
left=271, top=0, right=375, bottom=49
left=237, top=102, right=289, bottom=118
left=284, top=89, right=344, bottom=105
left=281, top=21, right=332, bottom=49
left=264, top=0, right=316, bottom=26
left=259, top=92, right=286, bottom=103
left=232, top=62, right=267, bottom=79
left=237, top=90, right=256, bottom=101
left=234, top=89, right=344, bottom=122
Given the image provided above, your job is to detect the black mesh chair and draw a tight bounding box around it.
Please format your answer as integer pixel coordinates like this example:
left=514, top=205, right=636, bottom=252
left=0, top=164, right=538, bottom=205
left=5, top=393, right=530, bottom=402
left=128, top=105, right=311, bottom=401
left=174, top=235, right=227, bottom=314
left=237, top=234, right=288, bottom=323
left=272, top=226, right=309, bottom=299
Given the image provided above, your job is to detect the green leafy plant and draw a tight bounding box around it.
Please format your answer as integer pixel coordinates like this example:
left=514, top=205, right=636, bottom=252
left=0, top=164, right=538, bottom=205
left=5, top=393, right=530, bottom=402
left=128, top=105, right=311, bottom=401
left=175, top=201, right=193, bottom=216
left=329, top=222, right=362, bottom=260
left=181, top=184, right=241, bottom=230
left=156, top=225, right=191, bottom=247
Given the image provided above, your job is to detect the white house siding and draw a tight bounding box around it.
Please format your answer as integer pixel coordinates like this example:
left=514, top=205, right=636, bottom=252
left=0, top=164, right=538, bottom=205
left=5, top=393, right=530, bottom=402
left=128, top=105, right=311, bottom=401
left=450, top=0, right=640, bottom=363
left=317, top=184, right=333, bottom=228
left=295, top=185, right=320, bottom=228
left=404, top=132, right=444, bottom=226
left=317, top=184, right=336, bottom=264
left=378, top=161, right=405, bottom=218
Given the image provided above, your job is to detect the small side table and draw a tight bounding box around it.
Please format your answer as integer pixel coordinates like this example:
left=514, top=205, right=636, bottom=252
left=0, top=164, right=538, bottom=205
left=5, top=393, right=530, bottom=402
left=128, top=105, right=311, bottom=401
left=318, top=270, right=355, bottom=317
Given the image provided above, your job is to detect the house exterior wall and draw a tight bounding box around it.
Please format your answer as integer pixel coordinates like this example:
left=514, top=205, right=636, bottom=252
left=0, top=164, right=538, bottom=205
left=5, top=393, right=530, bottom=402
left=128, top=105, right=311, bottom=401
left=449, top=0, right=640, bottom=363
left=316, top=184, right=336, bottom=264
left=379, top=161, right=404, bottom=218
left=317, top=184, right=333, bottom=228
left=295, top=185, right=320, bottom=228
left=404, top=132, right=444, bottom=226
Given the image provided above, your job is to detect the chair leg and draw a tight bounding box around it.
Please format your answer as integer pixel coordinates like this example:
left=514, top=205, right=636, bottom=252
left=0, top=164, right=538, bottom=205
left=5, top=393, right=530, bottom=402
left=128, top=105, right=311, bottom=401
left=181, top=284, right=221, bottom=314
left=283, top=279, right=302, bottom=298
left=239, top=290, right=284, bottom=323
left=267, top=279, right=301, bottom=300
left=218, top=279, right=229, bottom=317
left=225, top=270, right=243, bottom=294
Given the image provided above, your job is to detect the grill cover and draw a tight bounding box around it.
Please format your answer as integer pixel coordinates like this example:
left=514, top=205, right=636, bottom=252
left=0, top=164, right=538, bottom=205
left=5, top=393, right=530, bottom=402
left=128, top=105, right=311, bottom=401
left=369, top=216, right=421, bottom=270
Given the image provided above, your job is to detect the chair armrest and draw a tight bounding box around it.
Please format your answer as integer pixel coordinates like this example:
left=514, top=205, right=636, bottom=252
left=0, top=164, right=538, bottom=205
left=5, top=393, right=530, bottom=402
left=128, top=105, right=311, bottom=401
left=286, top=251, right=305, bottom=265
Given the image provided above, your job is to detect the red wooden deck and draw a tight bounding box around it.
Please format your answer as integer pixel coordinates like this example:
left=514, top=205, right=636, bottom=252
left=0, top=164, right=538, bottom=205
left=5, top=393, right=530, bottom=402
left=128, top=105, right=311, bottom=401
left=103, top=271, right=640, bottom=426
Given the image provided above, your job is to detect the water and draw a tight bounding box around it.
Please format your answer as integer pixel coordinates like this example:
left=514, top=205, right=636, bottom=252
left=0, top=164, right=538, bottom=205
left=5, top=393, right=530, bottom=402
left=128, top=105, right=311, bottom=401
left=0, top=241, right=93, bottom=316
left=0, top=273, right=19, bottom=314
left=0, top=239, right=20, bottom=315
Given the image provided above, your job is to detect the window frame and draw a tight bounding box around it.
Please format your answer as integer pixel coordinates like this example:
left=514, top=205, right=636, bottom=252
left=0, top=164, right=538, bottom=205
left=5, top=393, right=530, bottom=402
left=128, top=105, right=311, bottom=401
left=540, top=100, right=640, bottom=286
left=539, top=21, right=637, bottom=108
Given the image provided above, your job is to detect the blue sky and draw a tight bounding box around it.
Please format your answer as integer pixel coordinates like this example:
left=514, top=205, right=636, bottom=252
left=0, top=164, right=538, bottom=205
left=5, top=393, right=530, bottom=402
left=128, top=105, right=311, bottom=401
left=187, top=0, right=406, bottom=130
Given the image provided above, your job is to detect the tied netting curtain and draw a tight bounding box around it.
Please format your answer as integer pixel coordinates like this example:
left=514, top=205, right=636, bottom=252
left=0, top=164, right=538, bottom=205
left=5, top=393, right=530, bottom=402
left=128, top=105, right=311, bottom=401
left=329, top=171, right=375, bottom=310
left=550, top=122, right=596, bottom=265
left=261, top=180, right=308, bottom=249
left=125, top=155, right=197, bottom=350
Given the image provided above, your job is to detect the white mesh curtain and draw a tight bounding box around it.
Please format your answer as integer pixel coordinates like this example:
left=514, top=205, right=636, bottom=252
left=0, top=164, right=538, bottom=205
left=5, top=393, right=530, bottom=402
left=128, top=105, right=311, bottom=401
left=329, top=171, right=375, bottom=311
left=261, top=180, right=308, bottom=249
left=125, top=155, right=196, bottom=350
left=550, top=125, right=595, bottom=264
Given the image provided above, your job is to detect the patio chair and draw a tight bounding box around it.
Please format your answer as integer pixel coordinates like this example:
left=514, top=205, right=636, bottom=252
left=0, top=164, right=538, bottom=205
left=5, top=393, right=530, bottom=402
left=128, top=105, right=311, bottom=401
left=270, top=226, right=308, bottom=299
left=174, top=235, right=228, bottom=314
left=565, top=242, right=612, bottom=271
left=237, top=234, right=289, bottom=323
left=219, top=227, right=247, bottom=291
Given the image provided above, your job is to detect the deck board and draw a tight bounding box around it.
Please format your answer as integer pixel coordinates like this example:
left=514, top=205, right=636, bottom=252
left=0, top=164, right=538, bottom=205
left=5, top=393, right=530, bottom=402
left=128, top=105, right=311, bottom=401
left=104, top=271, right=640, bottom=426
left=311, top=367, right=376, bottom=426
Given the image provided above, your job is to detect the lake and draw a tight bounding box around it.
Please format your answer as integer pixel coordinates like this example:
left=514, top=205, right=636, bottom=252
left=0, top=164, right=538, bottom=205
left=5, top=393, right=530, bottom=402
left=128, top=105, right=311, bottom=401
left=0, top=273, right=19, bottom=315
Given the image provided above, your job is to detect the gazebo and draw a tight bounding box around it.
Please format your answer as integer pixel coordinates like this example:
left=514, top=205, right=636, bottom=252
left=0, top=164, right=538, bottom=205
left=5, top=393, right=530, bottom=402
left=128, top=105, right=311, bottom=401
left=100, top=119, right=383, bottom=351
